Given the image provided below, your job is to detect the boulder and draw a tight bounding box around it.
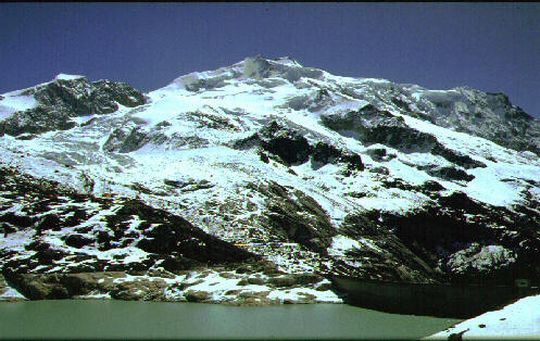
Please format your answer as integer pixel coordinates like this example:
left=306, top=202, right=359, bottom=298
left=64, top=234, right=94, bottom=248
left=184, top=290, right=210, bottom=302
left=110, top=278, right=168, bottom=301
left=268, top=275, right=297, bottom=287
left=247, top=277, right=266, bottom=285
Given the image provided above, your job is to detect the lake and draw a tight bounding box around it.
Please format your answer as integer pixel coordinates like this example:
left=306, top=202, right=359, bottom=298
left=0, top=300, right=460, bottom=339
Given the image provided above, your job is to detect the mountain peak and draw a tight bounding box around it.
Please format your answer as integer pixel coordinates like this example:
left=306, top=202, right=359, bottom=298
left=273, top=56, right=303, bottom=67
left=243, top=55, right=303, bottom=67
left=241, top=55, right=310, bottom=80
left=54, top=73, right=86, bottom=81
left=163, top=55, right=322, bottom=93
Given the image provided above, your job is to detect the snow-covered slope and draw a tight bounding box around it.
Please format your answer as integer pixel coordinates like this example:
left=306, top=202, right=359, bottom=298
left=0, top=56, right=539, bottom=309
left=427, top=294, right=540, bottom=339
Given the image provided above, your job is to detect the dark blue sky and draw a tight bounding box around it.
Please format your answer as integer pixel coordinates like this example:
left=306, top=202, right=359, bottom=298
left=1, top=3, right=539, bottom=117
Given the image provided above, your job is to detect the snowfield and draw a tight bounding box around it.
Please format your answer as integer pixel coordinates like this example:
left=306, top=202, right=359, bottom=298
left=427, top=295, right=540, bottom=339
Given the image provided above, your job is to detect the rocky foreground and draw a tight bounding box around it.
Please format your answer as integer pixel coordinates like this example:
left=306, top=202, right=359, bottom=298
left=0, top=167, right=338, bottom=304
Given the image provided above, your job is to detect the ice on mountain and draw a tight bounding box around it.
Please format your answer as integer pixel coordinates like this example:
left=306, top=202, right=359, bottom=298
left=54, top=73, right=85, bottom=81
left=0, top=94, right=39, bottom=120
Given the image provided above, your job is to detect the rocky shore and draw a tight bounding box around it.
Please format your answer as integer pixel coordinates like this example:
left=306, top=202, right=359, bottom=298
left=1, top=264, right=341, bottom=305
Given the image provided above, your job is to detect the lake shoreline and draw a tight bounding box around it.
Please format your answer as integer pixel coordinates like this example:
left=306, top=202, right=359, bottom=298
left=0, top=268, right=343, bottom=306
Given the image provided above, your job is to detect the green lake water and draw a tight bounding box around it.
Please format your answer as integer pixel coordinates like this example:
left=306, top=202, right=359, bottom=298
left=0, top=300, right=460, bottom=339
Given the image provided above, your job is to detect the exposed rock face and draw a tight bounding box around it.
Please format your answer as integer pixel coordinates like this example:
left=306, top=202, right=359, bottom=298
left=420, top=88, right=540, bottom=155
left=234, top=120, right=364, bottom=173
left=262, top=181, right=335, bottom=253
left=0, top=76, right=146, bottom=136
left=321, top=104, right=485, bottom=170
left=1, top=56, right=540, bottom=305
left=0, top=168, right=256, bottom=278
left=328, top=80, right=540, bottom=156
left=242, top=56, right=324, bottom=83
left=0, top=167, right=340, bottom=304
left=377, top=191, right=540, bottom=284
left=258, top=121, right=312, bottom=166
left=5, top=272, right=126, bottom=300
left=103, top=126, right=153, bottom=153
left=322, top=105, right=437, bottom=153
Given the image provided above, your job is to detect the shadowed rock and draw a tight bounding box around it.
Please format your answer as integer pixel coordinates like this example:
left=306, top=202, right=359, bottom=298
left=0, top=77, right=146, bottom=136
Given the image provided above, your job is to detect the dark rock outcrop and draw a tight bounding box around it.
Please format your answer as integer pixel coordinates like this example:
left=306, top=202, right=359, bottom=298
left=321, top=105, right=437, bottom=153
left=376, top=191, right=540, bottom=284
left=260, top=181, right=336, bottom=253
left=103, top=126, right=152, bottom=153
left=0, top=167, right=258, bottom=279
left=311, top=142, right=364, bottom=173
left=322, top=104, right=487, bottom=170
left=234, top=121, right=364, bottom=173
left=0, top=77, right=146, bottom=136
left=64, top=234, right=94, bottom=248
left=421, top=88, right=540, bottom=155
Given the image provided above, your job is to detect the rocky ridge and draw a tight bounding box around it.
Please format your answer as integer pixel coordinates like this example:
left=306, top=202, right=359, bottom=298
left=0, top=56, right=539, bottom=304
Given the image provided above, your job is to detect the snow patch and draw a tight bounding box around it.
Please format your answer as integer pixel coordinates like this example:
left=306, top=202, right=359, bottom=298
left=54, top=73, right=85, bottom=81
left=328, top=235, right=361, bottom=257
left=0, top=94, right=39, bottom=120
left=0, top=286, right=26, bottom=301
left=427, top=294, right=540, bottom=339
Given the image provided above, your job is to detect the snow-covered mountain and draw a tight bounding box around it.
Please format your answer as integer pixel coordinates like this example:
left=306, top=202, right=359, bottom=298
left=1, top=56, right=539, bottom=307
